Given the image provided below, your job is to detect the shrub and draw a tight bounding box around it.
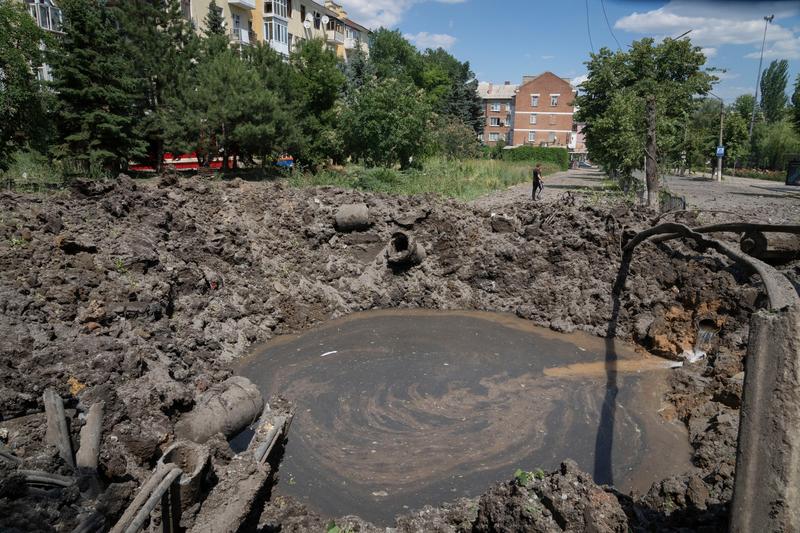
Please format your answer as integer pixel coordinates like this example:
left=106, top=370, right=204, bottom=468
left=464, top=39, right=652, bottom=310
left=501, top=146, right=569, bottom=170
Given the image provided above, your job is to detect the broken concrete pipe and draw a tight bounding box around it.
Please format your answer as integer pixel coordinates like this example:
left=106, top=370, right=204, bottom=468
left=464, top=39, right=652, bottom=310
left=175, top=376, right=263, bottom=444
left=334, top=203, right=371, bottom=232
left=386, top=231, right=426, bottom=269
left=157, top=440, right=210, bottom=510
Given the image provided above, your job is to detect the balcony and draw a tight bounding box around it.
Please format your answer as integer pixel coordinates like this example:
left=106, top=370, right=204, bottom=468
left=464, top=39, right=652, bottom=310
left=326, top=29, right=345, bottom=44
left=229, top=0, right=255, bottom=9
left=344, top=37, right=357, bottom=49
left=230, top=28, right=256, bottom=45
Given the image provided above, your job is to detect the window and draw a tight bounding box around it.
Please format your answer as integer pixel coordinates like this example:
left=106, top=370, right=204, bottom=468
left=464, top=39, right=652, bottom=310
left=491, top=103, right=501, bottom=112
left=265, top=0, right=288, bottom=18
left=528, top=132, right=536, bottom=143
left=288, top=0, right=292, bottom=16
left=265, top=19, right=288, bottom=44
left=478, top=134, right=484, bottom=142
left=505, top=103, right=511, bottom=112
left=550, top=94, right=559, bottom=106
left=490, top=117, right=500, bottom=126
left=548, top=132, right=557, bottom=143
left=181, top=0, right=191, bottom=21
left=233, top=13, right=241, bottom=29
left=529, top=114, right=537, bottom=125
left=27, top=0, right=63, bottom=32
left=489, top=133, right=500, bottom=142
left=531, top=94, right=539, bottom=107
left=314, top=12, right=321, bottom=29
left=300, top=4, right=306, bottom=21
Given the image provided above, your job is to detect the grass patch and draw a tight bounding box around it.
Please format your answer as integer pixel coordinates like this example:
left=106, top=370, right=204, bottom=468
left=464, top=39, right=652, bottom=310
left=1, top=151, right=64, bottom=193
left=288, top=157, right=561, bottom=200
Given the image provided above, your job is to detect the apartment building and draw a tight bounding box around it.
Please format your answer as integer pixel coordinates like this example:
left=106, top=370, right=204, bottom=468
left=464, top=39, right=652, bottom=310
left=184, top=0, right=369, bottom=59
left=24, top=0, right=63, bottom=81
left=512, top=72, right=576, bottom=148
left=478, top=72, right=586, bottom=156
left=477, top=81, right=517, bottom=146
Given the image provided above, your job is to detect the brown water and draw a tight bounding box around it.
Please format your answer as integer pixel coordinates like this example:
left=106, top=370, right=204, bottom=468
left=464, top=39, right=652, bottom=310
left=234, top=309, right=692, bottom=524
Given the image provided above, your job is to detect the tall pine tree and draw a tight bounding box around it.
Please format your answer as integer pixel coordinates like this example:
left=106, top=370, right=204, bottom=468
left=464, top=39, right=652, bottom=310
left=792, top=74, right=800, bottom=135
left=117, top=0, right=199, bottom=170
left=51, top=0, right=145, bottom=174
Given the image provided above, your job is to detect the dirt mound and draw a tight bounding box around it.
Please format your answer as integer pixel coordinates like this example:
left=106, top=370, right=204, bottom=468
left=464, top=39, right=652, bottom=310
left=0, top=176, right=775, bottom=531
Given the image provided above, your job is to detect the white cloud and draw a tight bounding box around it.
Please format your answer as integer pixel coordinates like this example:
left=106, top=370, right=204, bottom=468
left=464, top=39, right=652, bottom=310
left=572, top=73, right=589, bottom=87
left=701, top=47, right=717, bottom=58
left=404, top=31, right=457, bottom=50
left=340, top=0, right=466, bottom=29
left=541, top=55, right=555, bottom=60
left=615, top=1, right=800, bottom=59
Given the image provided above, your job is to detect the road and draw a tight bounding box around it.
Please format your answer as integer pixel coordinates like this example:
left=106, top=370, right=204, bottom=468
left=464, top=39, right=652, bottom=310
left=473, top=168, right=800, bottom=224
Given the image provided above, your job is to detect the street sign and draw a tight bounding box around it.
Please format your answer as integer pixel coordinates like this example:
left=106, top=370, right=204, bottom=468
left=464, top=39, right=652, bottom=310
left=716, top=146, right=725, bottom=157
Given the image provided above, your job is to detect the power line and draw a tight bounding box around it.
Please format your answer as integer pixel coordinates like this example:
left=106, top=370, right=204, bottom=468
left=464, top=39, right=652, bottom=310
left=586, top=0, right=595, bottom=53
left=599, top=0, right=621, bottom=50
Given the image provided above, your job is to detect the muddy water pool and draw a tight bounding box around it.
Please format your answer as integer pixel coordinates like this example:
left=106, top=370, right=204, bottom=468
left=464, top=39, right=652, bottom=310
left=234, top=309, right=692, bottom=524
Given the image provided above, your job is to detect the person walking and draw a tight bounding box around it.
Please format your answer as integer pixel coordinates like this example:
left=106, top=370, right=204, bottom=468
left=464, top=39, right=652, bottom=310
left=531, top=163, right=544, bottom=200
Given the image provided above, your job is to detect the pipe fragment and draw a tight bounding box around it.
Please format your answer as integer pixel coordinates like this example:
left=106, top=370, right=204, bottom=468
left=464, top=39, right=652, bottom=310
left=43, top=388, right=75, bottom=468
left=175, top=376, right=263, bottom=444
left=76, top=402, right=104, bottom=474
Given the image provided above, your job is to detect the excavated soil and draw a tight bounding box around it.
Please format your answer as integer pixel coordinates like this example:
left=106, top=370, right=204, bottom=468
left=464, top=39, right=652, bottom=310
left=0, top=174, right=792, bottom=531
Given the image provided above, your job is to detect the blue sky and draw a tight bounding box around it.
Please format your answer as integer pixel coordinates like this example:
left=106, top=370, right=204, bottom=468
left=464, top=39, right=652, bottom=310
left=338, top=0, right=800, bottom=103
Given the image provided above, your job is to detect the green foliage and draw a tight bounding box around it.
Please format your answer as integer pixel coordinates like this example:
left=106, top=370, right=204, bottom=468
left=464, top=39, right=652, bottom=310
left=733, top=93, right=757, bottom=121
left=1, top=150, right=63, bottom=192
left=514, top=468, right=533, bottom=486
left=369, top=28, right=423, bottom=85
left=118, top=0, right=199, bottom=172
left=290, top=39, right=347, bottom=166
left=501, top=146, right=570, bottom=170
left=428, top=116, right=482, bottom=159
left=575, top=37, right=714, bottom=186
left=760, top=59, right=789, bottom=124
left=203, top=0, right=225, bottom=37
left=752, top=119, right=800, bottom=170
left=165, top=45, right=282, bottom=168
left=341, top=78, right=432, bottom=168
left=792, top=74, right=800, bottom=135
left=51, top=0, right=146, bottom=173
left=0, top=1, right=52, bottom=170
left=290, top=158, right=558, bottom=200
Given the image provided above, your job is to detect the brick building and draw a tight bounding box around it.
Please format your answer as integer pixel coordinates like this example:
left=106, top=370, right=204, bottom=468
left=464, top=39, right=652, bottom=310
left=477, top=81, right=517, bottom=146
left=478, top=72, right=586, bottom=157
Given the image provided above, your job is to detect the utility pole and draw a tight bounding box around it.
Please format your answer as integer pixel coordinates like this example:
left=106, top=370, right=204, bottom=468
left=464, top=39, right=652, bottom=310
left=709, top=91, right=725, bottom=181
left=749, top=14, right=774, bottom=141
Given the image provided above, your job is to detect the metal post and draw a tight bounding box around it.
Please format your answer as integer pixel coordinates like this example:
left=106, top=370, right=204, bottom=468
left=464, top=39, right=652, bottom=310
left=717, top=100, right=725, bottom=181
left=748, top=15, right=774, bottom=141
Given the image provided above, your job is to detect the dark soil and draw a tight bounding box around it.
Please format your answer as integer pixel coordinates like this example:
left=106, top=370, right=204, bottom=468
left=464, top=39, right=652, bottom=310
left=0, top=174, right=788, bottom=531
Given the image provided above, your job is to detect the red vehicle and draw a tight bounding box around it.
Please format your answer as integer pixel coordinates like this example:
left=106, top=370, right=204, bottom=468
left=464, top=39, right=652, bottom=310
left=129, top=152, right=234, bottom=172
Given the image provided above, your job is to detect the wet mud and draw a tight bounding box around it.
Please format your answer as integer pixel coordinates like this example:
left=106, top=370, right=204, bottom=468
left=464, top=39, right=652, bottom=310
left=237, top=309, right=691, bottom=524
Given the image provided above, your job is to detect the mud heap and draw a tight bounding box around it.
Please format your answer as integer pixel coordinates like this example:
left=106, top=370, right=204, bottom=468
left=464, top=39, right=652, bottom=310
left=0, top=175, right=774, bottom=531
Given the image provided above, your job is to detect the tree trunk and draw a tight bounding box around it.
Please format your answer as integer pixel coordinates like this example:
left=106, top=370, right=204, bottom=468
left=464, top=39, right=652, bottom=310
left=645, top=96, right=658, bottom=207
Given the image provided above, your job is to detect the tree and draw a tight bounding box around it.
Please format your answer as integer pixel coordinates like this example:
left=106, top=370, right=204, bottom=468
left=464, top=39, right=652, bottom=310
left=760, top=59, right=789, bottom=123
left=0, top=1, right=52, bottom=170
left=118, top=0, right=199, bottom=171
left=733, top=93, right=757, bottom=121
left=428, top=116, right=482, bottom=159
left=792, top=74, right=800, bottom=134
left=753, top=120, right=800, bottom=170
left=342, top=78, right=431, bottom=168
left=575, top=38, right=713, bottom=205
left=290, top=39, right=346, bottom=165
left=51, top=0, right=146, bottom=174
left=369, top=28, right=422, bottom=85
left=420, top=48, right=483, bottom=134
left=203, top=0, right=225, bottom=37
left=165, top=46, right=277, bottom=170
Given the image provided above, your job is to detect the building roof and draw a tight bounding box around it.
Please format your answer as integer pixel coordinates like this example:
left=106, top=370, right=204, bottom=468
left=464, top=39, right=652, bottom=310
left=477, top=82, right=519, bottom=100
left=521, top=72, right=575, bottom=87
